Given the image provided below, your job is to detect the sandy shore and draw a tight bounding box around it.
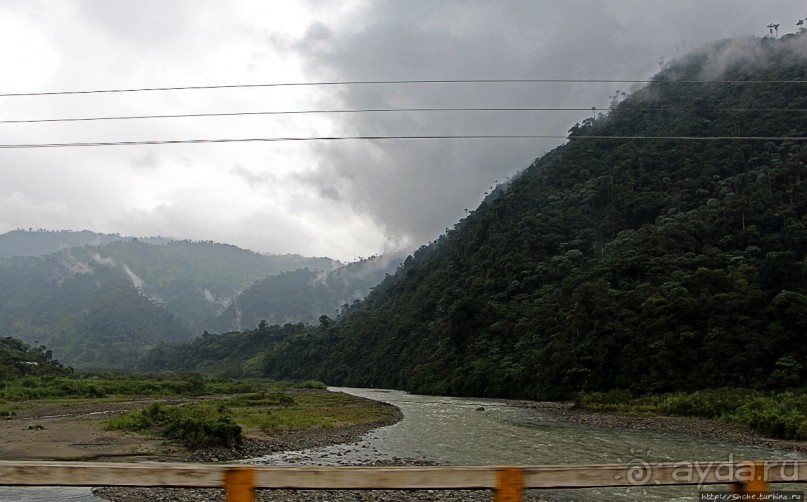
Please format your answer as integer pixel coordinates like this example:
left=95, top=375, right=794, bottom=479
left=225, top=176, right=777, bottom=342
left=0, top=398, right=190, bottom=462
left=0, top=394, right=404, bottom=463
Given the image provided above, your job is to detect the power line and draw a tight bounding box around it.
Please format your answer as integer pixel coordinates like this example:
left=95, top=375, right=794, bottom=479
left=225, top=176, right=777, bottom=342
left=0, top=108, right=605, bottom=124
left=0, top=136, right=563, bottom=148
left=0, top=135, right=805, bottom=149
left=2, top=107, right=805, bottom=125
left=1, top=78, right=805, bottom=97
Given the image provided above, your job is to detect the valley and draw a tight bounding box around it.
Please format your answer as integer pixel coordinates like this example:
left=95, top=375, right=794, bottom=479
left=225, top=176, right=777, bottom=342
left=0, top=26, right=806, bottom=501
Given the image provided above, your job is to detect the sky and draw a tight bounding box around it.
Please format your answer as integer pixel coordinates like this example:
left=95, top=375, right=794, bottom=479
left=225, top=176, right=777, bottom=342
left=0, top=1, right=804, bottom=261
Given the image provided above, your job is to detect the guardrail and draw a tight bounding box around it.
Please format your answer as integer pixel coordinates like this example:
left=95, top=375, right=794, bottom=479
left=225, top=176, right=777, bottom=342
left=0, top=460, right=804, bottom=501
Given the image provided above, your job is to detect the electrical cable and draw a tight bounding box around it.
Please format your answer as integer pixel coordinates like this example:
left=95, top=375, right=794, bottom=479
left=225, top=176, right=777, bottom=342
left=1, top=78, right=805, bottom=98
left=0, top=135, right=804, bottom=149
left=1, top=107, right=806, bottom=125
left=0, top=107, right=807, bottom=124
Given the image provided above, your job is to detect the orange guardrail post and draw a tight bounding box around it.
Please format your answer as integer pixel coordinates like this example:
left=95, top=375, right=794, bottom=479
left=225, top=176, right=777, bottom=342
left=223, top=466, right=255, bottom=502
left=494, top=467, right=524, bottom=502
left=730, top=461, right=767, bottom=500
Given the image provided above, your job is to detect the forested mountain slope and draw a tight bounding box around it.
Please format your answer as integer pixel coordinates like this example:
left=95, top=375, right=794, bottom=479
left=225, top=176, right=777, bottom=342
left=147, top=34, right=807, bottom=399
left=88, top=239, right=339, bottom=332
left=138, top=322, right=308, bottom=376
left=139, top=255, right=403, bottom=375
left=0, top=239, right=339, bottom=368
left=204, top=254, right=402, bottom=332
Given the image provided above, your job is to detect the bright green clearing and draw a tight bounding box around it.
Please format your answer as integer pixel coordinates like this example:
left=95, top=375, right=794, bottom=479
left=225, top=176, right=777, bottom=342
left=225, top=389, right=398, bottom=433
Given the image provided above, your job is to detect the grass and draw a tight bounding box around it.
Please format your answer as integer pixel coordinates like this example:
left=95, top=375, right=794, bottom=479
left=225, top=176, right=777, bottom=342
left=0, top=372, right=388, bottom=448
left=0, top=403, right=17, bottom=418
left=104, top=388, right=398, bottom=447
left=0, top=371, right=396, bottom=449
left=574, top=388, right=807, bottom=440
left=228, top=389, right=398, bottom=433
left=0, top=372, right=323, bottom=402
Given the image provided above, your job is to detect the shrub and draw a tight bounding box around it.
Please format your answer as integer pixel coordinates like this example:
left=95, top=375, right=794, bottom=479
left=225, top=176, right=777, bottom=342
left=655, top=389, right=750, bottom=418
left=574, top=389, right=633, bottom=411
left=106, top=402, right=242, bottom=448
left=729, top=393, right=807, bottom=440
left=296, top=380, right=327, bottom=390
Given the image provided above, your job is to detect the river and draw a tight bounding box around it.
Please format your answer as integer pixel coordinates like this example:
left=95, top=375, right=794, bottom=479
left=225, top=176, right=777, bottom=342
left=247, top=387, right=807, bottom=501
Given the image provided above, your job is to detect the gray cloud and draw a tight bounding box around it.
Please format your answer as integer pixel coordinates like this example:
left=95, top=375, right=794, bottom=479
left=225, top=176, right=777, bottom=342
left=76, top=0, right=187, bottom=45
left=291, top=0, right=806, bottom=250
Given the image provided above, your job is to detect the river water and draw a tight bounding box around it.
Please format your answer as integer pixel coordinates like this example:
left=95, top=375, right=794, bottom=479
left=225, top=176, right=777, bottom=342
left=247, top=387, right=807, bottom=501
left=0, top=487, right=97, bottom=501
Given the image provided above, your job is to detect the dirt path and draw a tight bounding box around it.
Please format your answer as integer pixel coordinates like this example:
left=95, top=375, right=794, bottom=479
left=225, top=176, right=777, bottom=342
left=0, top=399, right=189, bottom=462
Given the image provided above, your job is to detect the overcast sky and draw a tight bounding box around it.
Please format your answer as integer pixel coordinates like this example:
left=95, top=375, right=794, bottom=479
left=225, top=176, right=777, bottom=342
left=0, top=1, right=804, bottom=261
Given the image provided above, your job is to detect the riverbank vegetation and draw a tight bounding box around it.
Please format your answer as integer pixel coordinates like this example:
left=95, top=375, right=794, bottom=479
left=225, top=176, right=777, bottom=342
left=1, top=337, right=398, bottom=450
left=0, top=371, right=271, bottom=401
left=576, top=388, right=807, bottom=440
left=106, top=401, right=242, bottom=448
left=1, top=371, right=396, bottom=450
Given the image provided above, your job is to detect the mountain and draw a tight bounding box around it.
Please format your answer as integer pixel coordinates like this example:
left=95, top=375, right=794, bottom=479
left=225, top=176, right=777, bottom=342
left=0, top=229, right=127, bottom=259
left=0, top=237, right=339, bottom=368
left=142, top=33, right=807, bottom=398
left=0, top=251, right=191, bottom=369
left=138, top=254, right=404, bottom=375
left=204, top=254, right=403, bottom=333
left=83, top=239, right=339, bottom=333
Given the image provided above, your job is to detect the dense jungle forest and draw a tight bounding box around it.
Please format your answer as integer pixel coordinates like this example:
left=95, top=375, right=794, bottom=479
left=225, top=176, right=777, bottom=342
left=147, top=33, right=807, bottom=401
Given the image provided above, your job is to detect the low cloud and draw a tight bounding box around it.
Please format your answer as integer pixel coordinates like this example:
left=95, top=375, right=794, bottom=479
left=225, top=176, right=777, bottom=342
left=290, top=1, right=802, bottom=250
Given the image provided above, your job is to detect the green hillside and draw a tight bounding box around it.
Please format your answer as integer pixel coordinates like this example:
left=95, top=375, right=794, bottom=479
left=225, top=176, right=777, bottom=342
left=0, top=238, right=339, bottom=368
left=138, top=322, right=308, bottom=376
left=90, top=239, right=340, bottom=332
left=0, top=253, right=192, bottom=368
left=145, top=33, right=807, bottom=399
left=205, top=255, right=402, bottom=332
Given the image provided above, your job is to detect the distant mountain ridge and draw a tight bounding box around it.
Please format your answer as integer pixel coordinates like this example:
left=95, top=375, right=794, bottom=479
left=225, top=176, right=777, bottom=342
left=204, top=254, right=403, bottom=332
left=0, top=231, right=342, bottom=368
left=0, top=229, right=128, bottom=259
